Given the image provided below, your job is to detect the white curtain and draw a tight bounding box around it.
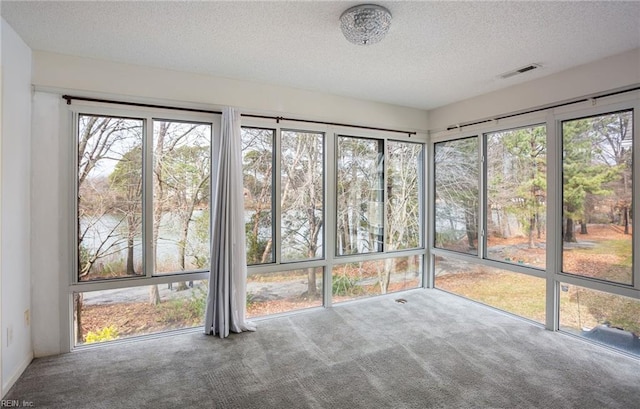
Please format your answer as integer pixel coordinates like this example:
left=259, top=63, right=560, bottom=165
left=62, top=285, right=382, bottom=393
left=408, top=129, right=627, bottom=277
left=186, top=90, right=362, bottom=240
left=205, top=107, right=256, bottom=338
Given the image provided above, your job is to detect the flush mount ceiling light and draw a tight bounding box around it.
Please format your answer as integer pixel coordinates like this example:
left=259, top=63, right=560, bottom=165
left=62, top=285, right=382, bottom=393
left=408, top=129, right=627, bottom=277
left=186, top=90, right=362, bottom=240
left=340, top=4, right=392, bottom=45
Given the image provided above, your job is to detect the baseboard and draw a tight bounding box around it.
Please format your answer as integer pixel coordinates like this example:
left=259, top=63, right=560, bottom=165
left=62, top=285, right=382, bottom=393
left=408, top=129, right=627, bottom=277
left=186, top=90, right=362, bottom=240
left=1, top=352, right=33, bottom=398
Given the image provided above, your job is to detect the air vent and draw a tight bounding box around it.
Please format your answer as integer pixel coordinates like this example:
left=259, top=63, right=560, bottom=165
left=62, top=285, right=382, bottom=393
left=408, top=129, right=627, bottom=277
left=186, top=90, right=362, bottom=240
left=499, top=63, right=542, bottom=79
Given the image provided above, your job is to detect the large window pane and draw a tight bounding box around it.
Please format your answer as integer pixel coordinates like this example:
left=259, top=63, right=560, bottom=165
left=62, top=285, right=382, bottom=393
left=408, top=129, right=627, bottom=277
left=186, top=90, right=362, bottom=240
left=486, top=125, right=546, bottom=269
left=74, top=280, right=206, bottom=346
left=386, top=141, right=423, bottom=251
left=281, top=131, right=324, bottom=262
left=153, top=121, right=211, bottom=274
left=434, top=137, right=479, bottom=255
left=242, top=127, right=274, bottom=265
left=336, top=136, right=384, bottom=255
left=435, top=256, right=545, bottom=324
left=77, top=115, right=144, bottom=281
left=560, top=283, right=640, bottom=356
left=332, top=255, right=421, bottom=303
left=562, top=111, right=633, bottom=285
left=246, top=267, right=323, bottom=318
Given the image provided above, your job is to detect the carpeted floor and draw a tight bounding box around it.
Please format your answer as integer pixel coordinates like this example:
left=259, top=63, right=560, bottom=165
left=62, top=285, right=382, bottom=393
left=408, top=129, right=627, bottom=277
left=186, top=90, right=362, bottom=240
left=5, top=289, right=640, bottom=408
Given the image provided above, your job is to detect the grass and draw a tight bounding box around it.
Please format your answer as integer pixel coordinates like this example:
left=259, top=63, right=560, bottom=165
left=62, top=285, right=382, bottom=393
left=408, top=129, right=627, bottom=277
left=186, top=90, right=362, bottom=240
left=437, top=272, right=546, bottom=324
left=581, top=239, right=632, bottom=267
left=437, top=235, right=639, bottom=335
left=564, top=238, right=632, bottom=284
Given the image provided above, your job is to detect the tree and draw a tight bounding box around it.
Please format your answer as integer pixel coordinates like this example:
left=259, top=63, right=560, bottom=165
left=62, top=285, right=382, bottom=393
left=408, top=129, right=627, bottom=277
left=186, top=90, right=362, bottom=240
left=280, top=131, right=324, bottom=297
left=434, top=137, right=479, bottom=252
left=162, top=144, right=210, bottom=289
left=77, top=116, right=143, bottom=279
left=336, top=137, right=384, bottom=255
left=487, top=126, right=546, bottom=248
left=591, top=112, right=633, bottom=234
left=109, top=146, right=143, bottom=275
left=562, top=119, right=619, bottom=242
left=242, top=128, right=274, bottom=264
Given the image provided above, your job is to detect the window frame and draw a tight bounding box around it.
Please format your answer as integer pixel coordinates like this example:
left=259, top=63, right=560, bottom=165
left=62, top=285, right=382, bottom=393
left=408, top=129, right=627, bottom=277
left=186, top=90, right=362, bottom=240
left=429, top=93, right=640, bottom=337
left=335, top=134, right=385, bottom=256
left=554, top=102, right=638, bottom=298
left=483, top=123, right=548, bottom=271
left=279, top=128, right=326, bottom=263
left=432, top=135, right=481, bottom=256
left=73, top=107, right=217, bottom=284
left=66, top=101, right=427, bottom=350
left=240, top=125, right=277, bottom=266
left=335, top=134, right=425, bottom=258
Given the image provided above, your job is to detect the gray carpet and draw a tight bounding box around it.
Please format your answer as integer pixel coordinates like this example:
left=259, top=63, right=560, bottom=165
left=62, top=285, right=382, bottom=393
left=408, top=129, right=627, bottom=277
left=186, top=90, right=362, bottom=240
left=5, top=289, right=640, bottom=408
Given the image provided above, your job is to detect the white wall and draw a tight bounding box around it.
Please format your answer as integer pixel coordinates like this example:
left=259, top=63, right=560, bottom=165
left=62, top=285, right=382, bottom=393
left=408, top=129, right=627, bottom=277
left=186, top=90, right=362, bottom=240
left=0, top=18, right=33, bottom=397
left=32, top=51, right=430, bottom=133
left=428, top=48, right=640, bottom=132
left=31, top=92, right=66, bottom=358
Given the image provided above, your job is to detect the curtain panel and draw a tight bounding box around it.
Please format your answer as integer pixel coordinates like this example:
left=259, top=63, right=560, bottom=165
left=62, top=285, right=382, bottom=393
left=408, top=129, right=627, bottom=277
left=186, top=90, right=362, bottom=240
left=205, top=107, right=256, bottom=337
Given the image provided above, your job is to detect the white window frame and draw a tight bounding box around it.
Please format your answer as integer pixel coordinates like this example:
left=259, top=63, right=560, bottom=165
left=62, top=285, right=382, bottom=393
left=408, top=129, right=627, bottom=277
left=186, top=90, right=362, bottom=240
left=429, top=90, right=640, bottom=333
left=240, top=117, right=427, bottom=309
left=66, top=101, right=221, bottom=351
left=64, top=100, right=428, bottom=351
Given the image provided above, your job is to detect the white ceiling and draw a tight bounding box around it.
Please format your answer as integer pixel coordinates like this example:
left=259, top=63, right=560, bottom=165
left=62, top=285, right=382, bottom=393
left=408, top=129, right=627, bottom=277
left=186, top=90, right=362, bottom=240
left=2, top=1, right=640, bottom=111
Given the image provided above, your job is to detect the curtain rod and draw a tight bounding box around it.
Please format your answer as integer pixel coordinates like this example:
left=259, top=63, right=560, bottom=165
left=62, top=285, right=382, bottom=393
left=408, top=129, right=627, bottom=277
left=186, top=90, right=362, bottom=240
left=446, top=85, right=640, bottom=131
left=62, top=95, right=416, bottom=137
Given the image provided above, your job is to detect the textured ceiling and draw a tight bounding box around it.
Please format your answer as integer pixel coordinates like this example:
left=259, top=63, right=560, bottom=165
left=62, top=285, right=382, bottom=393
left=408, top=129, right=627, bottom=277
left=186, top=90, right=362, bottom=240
left=2, top=1, right=639, bottom=110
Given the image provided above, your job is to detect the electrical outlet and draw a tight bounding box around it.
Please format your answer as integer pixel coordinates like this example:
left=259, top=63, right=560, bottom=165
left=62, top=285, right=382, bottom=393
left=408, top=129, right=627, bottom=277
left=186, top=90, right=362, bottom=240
left=25, top=309, right=30, bottom=326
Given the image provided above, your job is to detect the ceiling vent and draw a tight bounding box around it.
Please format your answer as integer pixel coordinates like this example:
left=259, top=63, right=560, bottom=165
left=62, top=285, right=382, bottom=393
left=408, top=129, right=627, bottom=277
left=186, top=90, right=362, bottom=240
left=499, top=63, right=542, bottom=79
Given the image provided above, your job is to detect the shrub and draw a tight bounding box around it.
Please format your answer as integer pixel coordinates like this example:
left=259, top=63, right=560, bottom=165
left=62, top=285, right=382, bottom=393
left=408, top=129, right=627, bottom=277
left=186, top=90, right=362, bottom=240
left=332, top=274, right=361, bottom=296
left=246, top=292, right=256, bottom=308
left=159, top=282, right=208, bottom=325
left=85, top=325, right=119, bottom=344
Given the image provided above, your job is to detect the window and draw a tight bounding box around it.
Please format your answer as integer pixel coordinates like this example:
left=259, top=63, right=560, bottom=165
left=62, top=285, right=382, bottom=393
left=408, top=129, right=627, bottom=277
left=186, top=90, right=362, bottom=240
left=153, top=120, right=211, bottom=274
left=74, top=280, right=206, bottom=345
left=241, top=126, right=326, bottom=315
left=562, top=111, right=633, bottom=285
left=333, top=255, right=421, bottom=303
left=77, top=115, right=212, bottom=281
left=247, top=267, right=323, bottom=317
left=560, top=283, right=640, bottom=356
left=241, top=127, right=275, bottom=265
left=431, top=96, right=639, bottom=358
left=434, top=137, right=479, bottom=255
left=241, top=127, right=325, bottom=265
left=336, top=136, right=423, bottom=255
left=435, top=255, right=545, bottom=324
left=77, top=115, right=144, bottom=281
left=73, top=106, right=424, bottom=344
left=386, top=140, right=423, bottom=251
left=485, top=125, right=546, bottom=269
left=74, top=111, right=215, bottom=346
left=280, top=130, right=324, bottom=262
left=336, top=136, right=384, bottom=255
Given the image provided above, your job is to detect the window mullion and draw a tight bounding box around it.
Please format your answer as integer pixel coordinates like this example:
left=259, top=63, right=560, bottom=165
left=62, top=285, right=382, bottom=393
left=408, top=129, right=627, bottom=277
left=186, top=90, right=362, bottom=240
left=325, top=132, right=338, bottom=307
left=144, top=117, right=154, bottom=277
left=72, top=111, right=80, bottom=285
left=546, top=113, right=562, bottom=331
left=633, top=104, right=639, bottom=290
left=381, top=139, right=388, bottom=253
left=274, top=128, right=282, bottom=265
left=479, top=134, right=487, bottom=260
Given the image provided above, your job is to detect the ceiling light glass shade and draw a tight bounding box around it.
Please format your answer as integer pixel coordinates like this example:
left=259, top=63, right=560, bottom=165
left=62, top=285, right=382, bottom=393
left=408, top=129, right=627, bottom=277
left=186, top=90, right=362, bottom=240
left=340, top=4, right=392, bottom=45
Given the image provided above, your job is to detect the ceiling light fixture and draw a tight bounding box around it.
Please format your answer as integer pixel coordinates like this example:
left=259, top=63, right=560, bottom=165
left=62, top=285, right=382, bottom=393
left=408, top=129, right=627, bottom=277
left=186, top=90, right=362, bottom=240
left=340, top=4, right=392, bottom=46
